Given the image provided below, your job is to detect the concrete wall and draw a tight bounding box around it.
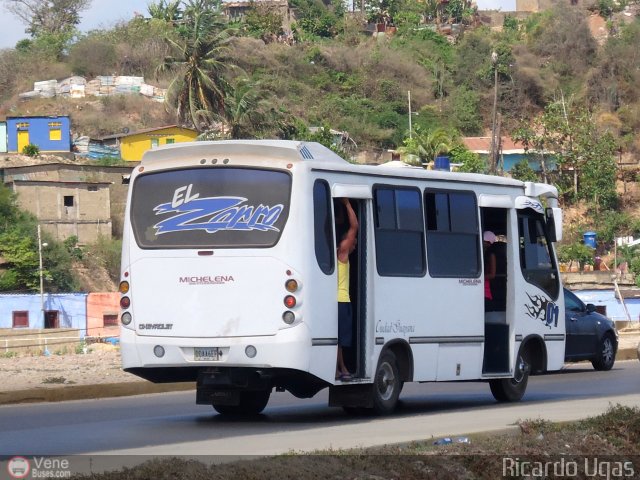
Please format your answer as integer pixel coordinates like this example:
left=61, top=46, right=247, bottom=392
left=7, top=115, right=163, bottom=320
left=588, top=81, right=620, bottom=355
left=0, top=293, right=87, bottom=332
left=10, top=180, right=112, bottom=243
left=86, top=292, right=120, bottom=339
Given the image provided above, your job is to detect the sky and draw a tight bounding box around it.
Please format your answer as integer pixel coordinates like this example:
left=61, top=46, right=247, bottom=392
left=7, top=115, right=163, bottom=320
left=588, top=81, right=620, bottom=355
left=0, top=0, right=517, bottom=50
left=0, top=0, right=151, bottom=49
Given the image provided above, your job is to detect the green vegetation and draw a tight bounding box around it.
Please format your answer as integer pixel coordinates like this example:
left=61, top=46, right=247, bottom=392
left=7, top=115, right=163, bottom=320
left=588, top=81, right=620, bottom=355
left=21, top=143, right=39, bottom=157
left=2, top=1, right=640, bottom=289
left=69, top=405, right=640, bottom=478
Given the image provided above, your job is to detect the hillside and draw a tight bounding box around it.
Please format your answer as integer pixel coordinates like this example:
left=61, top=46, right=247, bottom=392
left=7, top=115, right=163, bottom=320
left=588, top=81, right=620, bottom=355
left=2, top=1, right=640, bottom=292
left=0, top=2, right=638, bottom=158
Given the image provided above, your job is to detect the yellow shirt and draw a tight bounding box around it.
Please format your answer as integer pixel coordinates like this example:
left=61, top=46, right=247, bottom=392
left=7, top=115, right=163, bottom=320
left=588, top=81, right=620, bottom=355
left=337, top=259, right=350, bottom=302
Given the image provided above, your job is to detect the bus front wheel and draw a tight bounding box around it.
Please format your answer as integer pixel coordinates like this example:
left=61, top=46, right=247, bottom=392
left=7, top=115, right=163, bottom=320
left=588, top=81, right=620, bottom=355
left=489, top=347, right=530, bottom=402
left=212, top=389, right=271, bottom=415
left=371, top=351, right=401, bottom=415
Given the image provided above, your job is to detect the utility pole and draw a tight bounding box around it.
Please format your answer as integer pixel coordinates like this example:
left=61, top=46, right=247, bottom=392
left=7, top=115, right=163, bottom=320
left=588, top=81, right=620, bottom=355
left=37, top=224, right=47, bottom=319
left=489, top=51, right=498, bottom=175
left=408, top=90, right=412, bottom=139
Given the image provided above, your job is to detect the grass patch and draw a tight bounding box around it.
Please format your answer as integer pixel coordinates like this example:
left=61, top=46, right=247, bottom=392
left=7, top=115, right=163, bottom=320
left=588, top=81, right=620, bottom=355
left=69, top=405, right=640, bottom=479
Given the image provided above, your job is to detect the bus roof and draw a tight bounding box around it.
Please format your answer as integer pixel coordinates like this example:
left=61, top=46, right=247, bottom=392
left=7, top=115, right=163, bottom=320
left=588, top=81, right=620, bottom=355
left=139, top=140, right=555, bottom=196
left=140, top=140, right=347, bottom=165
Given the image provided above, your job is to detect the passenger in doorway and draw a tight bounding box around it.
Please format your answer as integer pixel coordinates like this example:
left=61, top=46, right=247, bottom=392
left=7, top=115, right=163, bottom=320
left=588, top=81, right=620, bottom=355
left=336, top=198, right=358, bottom=381
left=483, top=231, right=497, bottom=311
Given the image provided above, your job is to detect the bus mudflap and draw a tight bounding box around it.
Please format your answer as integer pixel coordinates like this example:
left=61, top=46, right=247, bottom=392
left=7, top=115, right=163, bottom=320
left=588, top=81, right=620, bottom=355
left=196, top=368, right=272, bottom=406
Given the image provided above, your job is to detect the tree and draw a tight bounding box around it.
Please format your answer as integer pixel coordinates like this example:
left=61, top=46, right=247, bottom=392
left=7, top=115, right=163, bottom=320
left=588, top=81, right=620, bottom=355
left=449, top=145, right=485, bottom=173
left=510, top=159, right=538, bottom=182
left=4, top=0, right=91, bottom=55
left=217, top=77, right=272, bottom=139
left=157, top=0, right=237, bottom=131
left=514, top=101, right=618, bottom=210
left=399, top=126, right=456, bottom=167
left=244, top=0, right=284, bottom=42
left=148, top=0, right=182, bottom=22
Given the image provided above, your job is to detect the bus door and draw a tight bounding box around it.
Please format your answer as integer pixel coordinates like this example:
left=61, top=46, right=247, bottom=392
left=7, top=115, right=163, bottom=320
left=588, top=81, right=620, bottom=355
left=332, top=185, right=371, bottom=380
left=480, top=204, right=510, bottom=374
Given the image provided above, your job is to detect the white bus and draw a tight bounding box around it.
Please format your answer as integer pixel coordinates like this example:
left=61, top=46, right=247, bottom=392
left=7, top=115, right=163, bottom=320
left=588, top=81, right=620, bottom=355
left=119, top=140, right=565, bottom=415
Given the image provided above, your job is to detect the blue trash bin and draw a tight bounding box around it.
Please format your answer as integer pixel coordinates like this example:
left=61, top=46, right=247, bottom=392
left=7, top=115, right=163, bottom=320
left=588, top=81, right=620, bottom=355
left=583, top=231, right=597, bottom=249
left=434, top=156, right=450, bottom=171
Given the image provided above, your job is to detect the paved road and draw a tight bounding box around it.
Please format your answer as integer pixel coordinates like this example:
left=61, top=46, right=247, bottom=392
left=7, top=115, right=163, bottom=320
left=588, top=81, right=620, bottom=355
left=0, top=361, right=638, bottom=458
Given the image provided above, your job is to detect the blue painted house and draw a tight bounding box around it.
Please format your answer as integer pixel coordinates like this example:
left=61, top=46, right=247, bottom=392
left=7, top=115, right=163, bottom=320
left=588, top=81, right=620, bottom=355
left=6, top=116, right=71, bottom=154
left=462, top=136, right=557, bottom=172
left=0, top=293, right=87, bottom=333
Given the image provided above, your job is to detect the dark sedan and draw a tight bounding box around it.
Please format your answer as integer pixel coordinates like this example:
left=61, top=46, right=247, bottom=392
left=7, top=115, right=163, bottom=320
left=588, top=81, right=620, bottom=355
left=564, top=288, right=618, bottom=370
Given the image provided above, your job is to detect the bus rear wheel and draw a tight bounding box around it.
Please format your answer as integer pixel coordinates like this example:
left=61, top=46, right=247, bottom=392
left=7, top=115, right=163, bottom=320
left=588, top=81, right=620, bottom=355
left=212, top=389, right=271, bottom=415
left=371, top=351, right=401, bottom=415
left=489, top=347, right=530, bottom=402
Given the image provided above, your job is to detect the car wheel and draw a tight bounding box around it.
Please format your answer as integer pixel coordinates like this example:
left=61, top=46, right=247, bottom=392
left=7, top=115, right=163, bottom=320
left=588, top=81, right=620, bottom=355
left=591, top=333, right=616, bottom=371
left=489, top=346, right=530, bottom=402
left=213, top=389, right=271, bottom=415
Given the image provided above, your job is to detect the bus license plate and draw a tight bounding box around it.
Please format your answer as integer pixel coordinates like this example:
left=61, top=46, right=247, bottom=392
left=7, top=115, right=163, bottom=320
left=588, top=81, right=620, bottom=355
left=194, top=347, right=221, bottom=361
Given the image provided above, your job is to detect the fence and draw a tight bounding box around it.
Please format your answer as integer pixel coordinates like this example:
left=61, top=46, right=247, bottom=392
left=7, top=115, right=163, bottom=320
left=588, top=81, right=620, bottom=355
left=0, top=326, right=119, bottom=356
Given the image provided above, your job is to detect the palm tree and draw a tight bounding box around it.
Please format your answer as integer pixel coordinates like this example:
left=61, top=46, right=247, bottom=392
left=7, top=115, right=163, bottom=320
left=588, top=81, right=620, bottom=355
left=220, top=77, right=273, bottom=139
left=148, top=0, right=182, bottom=22
left=157, top=0, right=237, bottom=132
left=399, top=126, right=456, bottom=167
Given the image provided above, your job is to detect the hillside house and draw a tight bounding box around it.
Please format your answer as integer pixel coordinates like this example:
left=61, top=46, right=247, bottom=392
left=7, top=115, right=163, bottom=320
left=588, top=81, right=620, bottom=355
left=5, top=179, right=112, bottom=244
left=6, top=116, right=71, bottom=154
left=1, top=163, right=133, bottom=237
left=0, top=121, right=6, bottom=153
left=94, top=125, right=198, bottom=162
left=86, top=292, right=120, bottom=339
left=0, top=293, right=87, bottom=331
left=462, top=136, right=556, bottom=172
left=224, top=0, right=294, bottom=30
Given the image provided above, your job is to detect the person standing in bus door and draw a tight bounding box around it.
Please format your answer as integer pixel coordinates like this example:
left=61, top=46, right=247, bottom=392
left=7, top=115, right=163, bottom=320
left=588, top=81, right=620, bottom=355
left=336, top=197, right=358, bottom=381
left=483, top=231, right=497, bottom=311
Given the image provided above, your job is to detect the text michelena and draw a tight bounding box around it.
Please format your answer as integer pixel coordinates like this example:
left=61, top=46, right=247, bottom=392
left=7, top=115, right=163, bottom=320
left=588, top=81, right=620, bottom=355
left=179, top=275, right=235, bottom=285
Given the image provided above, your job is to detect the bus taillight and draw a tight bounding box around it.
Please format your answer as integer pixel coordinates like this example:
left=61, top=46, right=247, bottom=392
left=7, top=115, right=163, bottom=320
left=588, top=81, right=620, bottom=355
left=285, top=279, right=298, bottom=292
left=120, top=296, right=131, bottom=309
left=119, top=281, right=130, bottom=294
left=284, top=295, right=296, bottom=308
left=121, top=312, right=132, bottom=325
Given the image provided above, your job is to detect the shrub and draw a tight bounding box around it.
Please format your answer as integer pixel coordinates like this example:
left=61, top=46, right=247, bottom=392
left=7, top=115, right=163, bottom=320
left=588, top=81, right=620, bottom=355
left=22, top=144, right=40, bottom=157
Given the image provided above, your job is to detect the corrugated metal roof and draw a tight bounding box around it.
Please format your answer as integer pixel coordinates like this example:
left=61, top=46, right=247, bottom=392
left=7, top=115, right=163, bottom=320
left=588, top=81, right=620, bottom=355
left=95, top=125, right=196, bottom=141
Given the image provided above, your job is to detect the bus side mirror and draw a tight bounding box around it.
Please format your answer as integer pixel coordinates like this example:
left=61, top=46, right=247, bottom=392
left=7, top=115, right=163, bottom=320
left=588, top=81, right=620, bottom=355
left=546, top=207, right=563, bottom=242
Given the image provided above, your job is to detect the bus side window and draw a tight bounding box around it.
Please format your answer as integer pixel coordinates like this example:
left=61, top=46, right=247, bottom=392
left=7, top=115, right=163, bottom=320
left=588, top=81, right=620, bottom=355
left=424, top=190, right=480, bottom=278
left=373, top=186, right=425, bottom=277
left=313, top=180, right=335, bottom=275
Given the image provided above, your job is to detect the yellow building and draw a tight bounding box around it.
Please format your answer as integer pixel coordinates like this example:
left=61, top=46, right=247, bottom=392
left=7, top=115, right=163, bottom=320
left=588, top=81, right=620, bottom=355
left=98, top=125, right=198, bottom=162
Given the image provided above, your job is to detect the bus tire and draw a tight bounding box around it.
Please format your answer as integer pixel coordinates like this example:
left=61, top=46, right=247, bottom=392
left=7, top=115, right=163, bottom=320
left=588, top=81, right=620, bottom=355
left=371, top=351, right=401, bottom=415
left=489, top=346, right=530, bottom=402
left=212, top=389, right=271, bottom=415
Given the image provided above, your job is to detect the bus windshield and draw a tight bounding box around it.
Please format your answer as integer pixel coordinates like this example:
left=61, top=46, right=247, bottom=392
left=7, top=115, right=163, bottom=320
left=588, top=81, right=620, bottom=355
left=130, top=167, right=291, bottom=249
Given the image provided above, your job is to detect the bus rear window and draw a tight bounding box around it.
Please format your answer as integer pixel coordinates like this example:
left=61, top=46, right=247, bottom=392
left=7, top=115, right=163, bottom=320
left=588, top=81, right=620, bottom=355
left=130, top=167, right=291, bottom=249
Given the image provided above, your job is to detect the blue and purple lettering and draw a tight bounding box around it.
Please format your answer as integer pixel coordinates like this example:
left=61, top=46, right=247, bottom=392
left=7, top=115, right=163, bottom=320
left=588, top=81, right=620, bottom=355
left=153, top=186, right=283, bottom=235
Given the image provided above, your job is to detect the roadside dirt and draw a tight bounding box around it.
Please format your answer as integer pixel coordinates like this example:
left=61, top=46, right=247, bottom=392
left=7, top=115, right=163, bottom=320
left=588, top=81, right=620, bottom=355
left=1, top=328, right=638, bottom=393
left=0, top=344, right=143, bottom=391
